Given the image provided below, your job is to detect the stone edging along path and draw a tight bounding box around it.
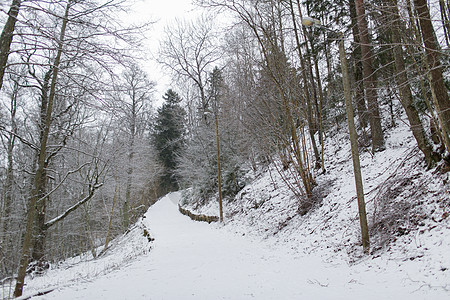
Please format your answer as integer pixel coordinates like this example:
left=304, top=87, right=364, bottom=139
left=178, top=204, right=219, bottom=223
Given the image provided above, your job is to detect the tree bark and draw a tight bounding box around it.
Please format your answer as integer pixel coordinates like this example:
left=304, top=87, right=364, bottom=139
left=292, top=0, right=322, bottom=169
left=31, top=68, right=52, bottom=263
left=124, top=103, right=135, bottom=229
left=339, top=36, right=370, bottom=254
left=0, top=0, right=21, bottom=91
left=354, top=0, right=385, bottom=152
left=350, top=0, right=368, bottom=129
left=1, top=78, right=18, bottom=249
left=388, top=0, right=440, bottom=166
left=414, top=0, right=450, bottom=153
left=14, top=1, right=72, bottom=296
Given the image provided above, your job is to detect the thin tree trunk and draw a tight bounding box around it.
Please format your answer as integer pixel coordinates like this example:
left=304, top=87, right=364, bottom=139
left=414, top=0, right=450, bottom=153
left=123, top=177, right=131, bottom=228
left=388, top=0, right=440, bottom=166
left=310, top=41, right=326, bottom=173
left=215, top=112, right=223, bottom=222
left=355, top=0, right=385, bottom=152
left=291, top=0, right=321, bottom=169
left=350, top=0, right=368, bottom=129
left=124, top=88, right=137, bottom=228
left=83, top=204, right=97, bottom=258
left=439, top=0, right=450, bottom=48
left=404, top=0, right=448, bottom=150
left=14, top=1, right=72, bottom=296
left=1, top=79, right=18, bottom=248
left=0, top=0, right=21, bottom=91
left=339, top=36, right=370, bottom=253
left=103, top=185, right=118, bottom=253
left=304, top=41, right=322, bottom=168
left=31, top=68, right=52, bottom=263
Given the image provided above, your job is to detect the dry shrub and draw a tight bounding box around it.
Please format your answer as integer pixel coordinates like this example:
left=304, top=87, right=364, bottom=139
left=370, top=173, right=427, bottom=249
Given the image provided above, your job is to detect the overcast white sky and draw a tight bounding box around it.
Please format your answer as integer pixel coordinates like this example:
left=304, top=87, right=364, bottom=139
left=126, top=0, right=202, bottom=102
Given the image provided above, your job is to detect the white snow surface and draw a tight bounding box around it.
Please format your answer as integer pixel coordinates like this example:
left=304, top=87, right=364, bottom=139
left=12, top=191, right=449, bottom=299
left=5, top=119, right=450, bottom=299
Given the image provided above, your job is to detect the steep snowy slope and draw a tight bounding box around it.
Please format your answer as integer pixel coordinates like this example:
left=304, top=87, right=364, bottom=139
left=182, top=117, right=450, bottom=296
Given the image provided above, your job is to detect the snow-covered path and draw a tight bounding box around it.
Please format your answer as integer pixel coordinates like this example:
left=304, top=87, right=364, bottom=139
left=31, top=192, right=447, bottom=300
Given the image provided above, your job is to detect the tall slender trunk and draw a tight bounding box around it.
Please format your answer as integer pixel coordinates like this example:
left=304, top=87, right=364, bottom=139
left=355, top=0, right=385, bottom=152
left=439, top=0, right=450, bottom=47
left=31, top=169, right=48, bottom=262
left=103, top=185, right=118, bottom=253
left=414, top=0, right=450, bottom=153
left=388, top=0, right=440, bottom=166
left=350, top=0, right=368, bottom=129
left=404, top=0, right=450, bottom=153
left=310, top=40, right=326, bottom=173
left=31, top=69, right=52, bottom=263
left=14, top=1, right=72, bottom=296
left=0, top=0, right=21, bottom=91
left=1, top=80, right=18, bottom=248
left=215, top=112, right=223, bottom=222
left=339, top=36, right=369, bottom=253
left=124, top=99, right=136, bottom=229
left=291, top=0, right=321, bottom=169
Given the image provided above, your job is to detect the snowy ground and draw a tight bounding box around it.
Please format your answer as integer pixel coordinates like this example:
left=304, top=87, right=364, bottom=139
left=180, top=116, right=450, bottom=299
left=7, top=189, right=449, bottom=299
left=3, top=113, right=449, bottom=299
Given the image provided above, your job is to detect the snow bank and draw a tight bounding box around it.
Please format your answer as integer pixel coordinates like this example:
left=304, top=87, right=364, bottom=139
left=1, top=215, right=154, bottom=300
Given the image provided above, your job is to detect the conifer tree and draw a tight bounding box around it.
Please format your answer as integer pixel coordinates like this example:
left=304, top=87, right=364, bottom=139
left=153, top=89, right=186, bottom=192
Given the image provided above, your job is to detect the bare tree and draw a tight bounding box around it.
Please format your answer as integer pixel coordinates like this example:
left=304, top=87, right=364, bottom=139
left=14, top=1, right=72, bottom=295
left=0, top=0, right=21, bottom=91
left=413, top=0, right=450, bottom=154
left=354, top=0, right=385, bottom=153
left=10, top=0, right=152, bottom=295
left=381, top=0, right=440, bottom=166
left=111, top=62, right=155, bottom=228
left=158, top=16, right=220, bottom=118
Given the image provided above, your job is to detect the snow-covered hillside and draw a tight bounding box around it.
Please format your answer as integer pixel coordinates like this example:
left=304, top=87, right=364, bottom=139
left=2, top=117, right=449, bottom=300
left=181, top=117, right=450, bottom=297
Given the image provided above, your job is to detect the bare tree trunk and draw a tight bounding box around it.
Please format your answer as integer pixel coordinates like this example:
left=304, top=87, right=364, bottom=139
left=1, top=78, right=18, bottom=248
left=30, top=68, right=51, bottom=263
left=83, top=204, right=97, bottom=258
left=414, top=0, right=450, bottom=153
left=124, top=135, right=134, bottom=229
left=355, top=0, right=385, bottom=152
left=292, top=0, right=321, bottom=169
left=309, top=41, right=326, bottom=173
left=350, top=0, right=368, bottom=130
left=14, top=1, right=72, bottom=296
left=339, top=37, right=370, bottom=254
left=439, top=0, right=450, bottom=48
left=31, top=182, right=47, bottom=263
left=103, top=185, right=118, bottom=253
left=215, top=112, right=223, bottom=222
left=388, top=0, right=440, bottom=166
left=304, top=42, right=322, bottom=169
left=403, top=0, right=449, bottom=152
left=0, top=0, right=21, bottom=91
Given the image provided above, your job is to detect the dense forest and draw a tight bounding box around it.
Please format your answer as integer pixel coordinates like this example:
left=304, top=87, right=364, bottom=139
left=0, top=0, right=449, bottom=298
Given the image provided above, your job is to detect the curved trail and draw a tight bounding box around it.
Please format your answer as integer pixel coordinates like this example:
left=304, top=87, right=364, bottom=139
left=32, top=192, right=443, bottom=299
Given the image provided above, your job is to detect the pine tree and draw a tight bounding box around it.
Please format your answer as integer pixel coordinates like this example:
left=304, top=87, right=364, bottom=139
left=153, top=89, right=186, bottom=193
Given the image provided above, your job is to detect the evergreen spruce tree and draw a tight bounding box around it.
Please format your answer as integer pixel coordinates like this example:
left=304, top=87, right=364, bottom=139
left=153, top=89, right=186, bottom=192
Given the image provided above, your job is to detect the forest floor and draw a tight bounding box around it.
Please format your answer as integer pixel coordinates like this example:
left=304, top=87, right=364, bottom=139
left=3, top=114, right=450, bottom=300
